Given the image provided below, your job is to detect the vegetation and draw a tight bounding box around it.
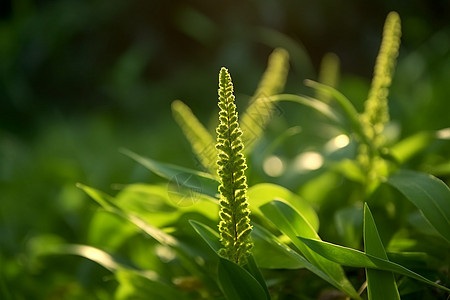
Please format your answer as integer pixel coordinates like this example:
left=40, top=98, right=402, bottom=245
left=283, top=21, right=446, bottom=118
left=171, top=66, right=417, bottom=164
left=2, top=4, right=450, bottom=300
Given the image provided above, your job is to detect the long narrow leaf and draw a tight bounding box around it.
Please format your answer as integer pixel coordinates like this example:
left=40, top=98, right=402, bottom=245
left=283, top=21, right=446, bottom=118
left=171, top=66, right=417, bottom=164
left=190, top=220, right=269, bottom=300
left=268, top=94, right=342, bottom=124
left=192, top=218, right=351, bottom=294
left=260, top=200, right=361, bottom=299
left=248, top=183, right=319, bottom=231
left=120, top=148, right=219, bottom=199
left=364, top=204, right=400, bottom=299
left=244, top=255, right=271, bottom=300
left=304, top=80, right=367, bottom=143
left=218, top=257, right=269, bottom=300
left=387, top=170, right=450, bottom=243
left=78, top=184, right=219, bottom=292
left=300, top=238, right=450, bottom=293
left=252, top=224, right=307, bottom=269
left=189, top=220, right=222, bottom=253
left=29, top=236, right=189, bottom=300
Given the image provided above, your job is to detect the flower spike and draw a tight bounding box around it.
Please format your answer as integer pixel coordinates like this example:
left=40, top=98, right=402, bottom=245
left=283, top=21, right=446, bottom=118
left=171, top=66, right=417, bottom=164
left=216, top=67, right=253, bottom=265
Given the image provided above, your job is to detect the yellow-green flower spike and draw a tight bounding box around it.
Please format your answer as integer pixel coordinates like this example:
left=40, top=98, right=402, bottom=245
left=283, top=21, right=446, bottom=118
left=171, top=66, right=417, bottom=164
left=171, top=100, right=216, bottom=174
left=216, top=67, right=253, bottom=265
left=361, top=11, right=401, bottom=146
left=241, top=48, right=289, bottom=151
left=316, top=52, right=340, bottom=103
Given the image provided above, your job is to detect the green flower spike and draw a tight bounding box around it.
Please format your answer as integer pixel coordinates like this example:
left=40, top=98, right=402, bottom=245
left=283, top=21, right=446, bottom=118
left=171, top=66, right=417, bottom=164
left=171, top=100, right=217, bottom=174
left=216, top=67, right=253, bottom=265
left=358, top=11, right=401, bottom=192
left=361, top=11, right=401, bottom=146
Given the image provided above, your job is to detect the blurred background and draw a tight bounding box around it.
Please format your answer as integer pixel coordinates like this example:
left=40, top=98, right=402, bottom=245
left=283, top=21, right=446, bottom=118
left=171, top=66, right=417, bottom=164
left=1, top=0, right=449, bottom=298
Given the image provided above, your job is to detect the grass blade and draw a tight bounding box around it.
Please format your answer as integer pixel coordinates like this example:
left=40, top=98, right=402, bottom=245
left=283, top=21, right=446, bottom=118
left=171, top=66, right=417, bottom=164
left=190, top=220, right=269, bottom=300
left=248, top=183, right=319, bottom=231
left=364, top=203, right=400, bottom=299
left=300, top=237, right=450, bottom=292
left=260, top=200, right=361, bottom=299
left=189, top=220, right=221, bottom=253
left=268, top=94, right=342, bottom=124
left=304, top=80, right=367, bottom=143
left=218, top=257, right=269, bottom=300
left=252, top=224, right=306, bottom=269
left=120, top=148, right=219, bottom=199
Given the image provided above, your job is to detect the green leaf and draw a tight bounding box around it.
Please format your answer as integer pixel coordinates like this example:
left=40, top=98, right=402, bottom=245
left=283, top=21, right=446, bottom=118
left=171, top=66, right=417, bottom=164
left=77, top=184, right=178, bottom=247
left=268, top=94, right=342, bottom=124
left=190, top=221, right=270, bottom=299
left=218, top=257, right=269, bottom=300
left=120, top=148, right=219, bottom=199
left=30, top=223, right=163, bottom=286
left=304, top=80, right=367, bottom=143
left=115, top=270, right=190, bottom=300
left=254, top=226, right=345, bottom=287
left=248, top=183, right=319, bottom=231
left=387, top=170, right=450, bottom=243
left=78, top=184, right=220, bottom=293
left=192, top=219, right=354, bottom=296
left=300, top=238, right=450, bottom=293
left=114, top=183, right=218, bottom=227
left=244, top=255, right=271, bottom=300
left=364, top=203, right=400, bottom=300
left=260, top=200, right=361, bottom=299
left=390, top=131, right=435, bottom=164
left=331, top=159, right=365, bottom=183
left=251, top=224, right=306, bottom=269
left=334, top=205, right=363, bottom=249
left=189, top=220, right=222, bottom=253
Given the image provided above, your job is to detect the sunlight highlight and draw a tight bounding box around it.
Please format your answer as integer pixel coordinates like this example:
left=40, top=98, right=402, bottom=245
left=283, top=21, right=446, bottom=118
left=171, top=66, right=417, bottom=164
left=436, top=128, right=450, bottom=139
left=263, top=155, right=285, bottom=177
left=333, top=134, right=350, bottom=148
left=294, top=151, right=323, bottom=171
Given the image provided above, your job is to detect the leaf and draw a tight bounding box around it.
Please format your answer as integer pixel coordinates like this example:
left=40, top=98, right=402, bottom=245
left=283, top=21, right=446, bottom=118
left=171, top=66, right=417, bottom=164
left=77, top=183, right=179, bottom=248
left=334, top=205, right=363, bottom=249
left=248, top=183, right=319, bottom=231
left=218, top=257, right=269, bottom=300
left=364, top=204, right=400, bottom=300
left=304, top=80, right=367, bottom=143
left=268, top=94, right=342, bottom=124
left=300, top=238, right=450, bottom=293
left=115, top=270, right=190, bottom=300
left=190, top=221, right=269, bottom=299
left=244, top=255, right=271, bottom=300
left=191, top=220, right=350, bottom=296
left=251, top=224, right=306, bottom=269
left=387, top=170, right=450, bottom=243
left=120, top=148, right=219, bottom=199
left=189, top=220, right=222, bottom=253
left=78, top=184, right=220, bottom=292
left=260, top=200, right=361, bottom=299
left=331, top=159, right=365, bottom=183
left=114, top=183, right=218, bottom=227
left=390, top=131, right=435, bottom=164
left=28, top=235, right=177, bottom=295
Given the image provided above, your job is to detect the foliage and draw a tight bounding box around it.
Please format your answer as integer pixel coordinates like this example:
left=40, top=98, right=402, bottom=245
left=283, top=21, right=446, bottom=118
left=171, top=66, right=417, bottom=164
left=2, top=6, right=450, bottom=300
